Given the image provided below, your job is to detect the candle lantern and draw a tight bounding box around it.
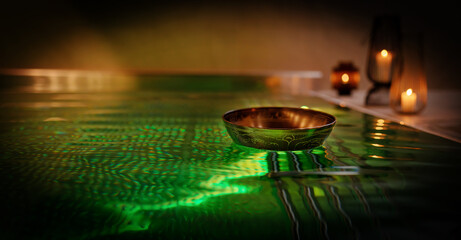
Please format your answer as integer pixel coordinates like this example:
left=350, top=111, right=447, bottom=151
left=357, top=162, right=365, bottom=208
left=330, top=61, right=359, bottom=96
left=365, top=15, right=402, bottom=105
left=390, top=33, right=427, bottom=114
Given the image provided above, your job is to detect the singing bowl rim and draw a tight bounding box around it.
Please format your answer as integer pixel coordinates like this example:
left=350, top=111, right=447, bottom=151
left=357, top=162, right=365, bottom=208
left=222, top=107, right=336, bottom=130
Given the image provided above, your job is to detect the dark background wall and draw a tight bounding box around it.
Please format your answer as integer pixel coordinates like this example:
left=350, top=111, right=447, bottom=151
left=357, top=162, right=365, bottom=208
left=0, top=0, right=459, bottom=90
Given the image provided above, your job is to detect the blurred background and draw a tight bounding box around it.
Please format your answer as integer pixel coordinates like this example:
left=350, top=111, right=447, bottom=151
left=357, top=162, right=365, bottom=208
left=0, top=0, right=459, bottom=90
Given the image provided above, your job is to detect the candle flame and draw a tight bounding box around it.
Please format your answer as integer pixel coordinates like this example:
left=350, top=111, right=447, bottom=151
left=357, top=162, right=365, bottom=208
left=341, top=73, right=349, bottom=83
left=380, top=49, right=389, bottom=57
left=406, top=88, right=413, bottom=96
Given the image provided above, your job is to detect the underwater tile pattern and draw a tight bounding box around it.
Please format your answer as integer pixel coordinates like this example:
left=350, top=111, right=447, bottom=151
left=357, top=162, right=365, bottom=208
left=0, top=75, right=460, bottom=240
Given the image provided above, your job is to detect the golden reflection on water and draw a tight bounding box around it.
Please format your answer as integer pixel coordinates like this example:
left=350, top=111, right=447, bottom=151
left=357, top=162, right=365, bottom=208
left=6, top=69, right=137, bottom=93
left=32, top=72, right=135, bottom=93
left=374, top=118, right=390, bottom=131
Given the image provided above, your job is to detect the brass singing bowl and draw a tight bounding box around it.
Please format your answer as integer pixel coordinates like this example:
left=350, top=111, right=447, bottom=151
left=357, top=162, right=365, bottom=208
left=222, top=107, right=336, bottom=151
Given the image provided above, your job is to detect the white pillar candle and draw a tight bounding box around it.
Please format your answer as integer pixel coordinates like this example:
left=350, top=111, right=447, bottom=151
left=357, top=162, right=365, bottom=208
left=401, top=88, right=417, bottom=112
left=375, top=49, right=393, bottom=81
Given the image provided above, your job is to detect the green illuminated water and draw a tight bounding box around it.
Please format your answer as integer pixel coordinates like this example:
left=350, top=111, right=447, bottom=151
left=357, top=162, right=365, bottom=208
left=0, top=75, right=460, bottom=239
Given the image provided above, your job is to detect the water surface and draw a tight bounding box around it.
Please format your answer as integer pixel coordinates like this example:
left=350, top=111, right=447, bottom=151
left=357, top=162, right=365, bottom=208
left=0, top=74, right=460, bottom=239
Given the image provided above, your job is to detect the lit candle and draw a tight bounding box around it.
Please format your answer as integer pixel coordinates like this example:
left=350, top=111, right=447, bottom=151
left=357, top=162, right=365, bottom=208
left=401, top=88, right=417, bottom=112
left=375, top=49, right=393, bottom=81
left=341, top=73, right=349, bottom=84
